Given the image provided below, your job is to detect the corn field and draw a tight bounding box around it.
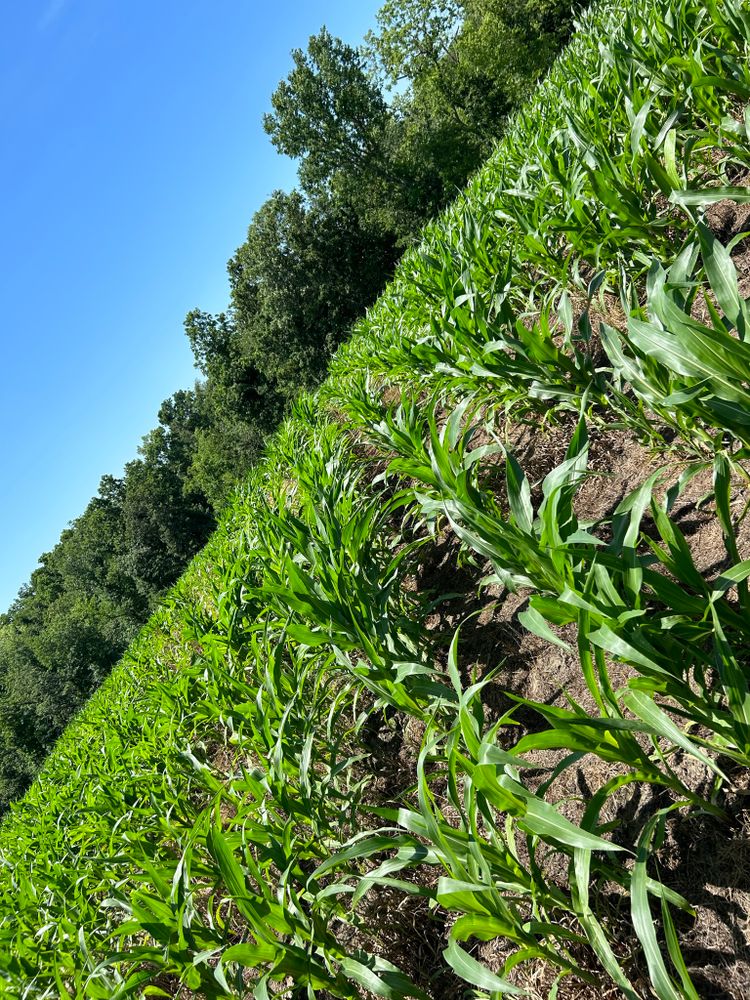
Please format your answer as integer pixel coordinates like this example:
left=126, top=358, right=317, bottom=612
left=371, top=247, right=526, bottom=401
left=2, top=0, right=750, bottom=996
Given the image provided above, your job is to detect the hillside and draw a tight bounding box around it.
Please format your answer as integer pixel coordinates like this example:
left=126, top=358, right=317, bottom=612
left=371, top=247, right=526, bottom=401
left=1, top=0, right=750, bottom=997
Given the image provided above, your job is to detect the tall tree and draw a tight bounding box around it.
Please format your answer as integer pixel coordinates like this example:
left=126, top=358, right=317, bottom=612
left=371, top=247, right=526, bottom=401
left=228, top=190, right=398, bottom=397
left=264, top=28, right=392, bottom=195
left=118, top=393, right=215, bottom=600
left=371, top=0, right=585, bottom=159
left=183, top=312, right=284, bottom=506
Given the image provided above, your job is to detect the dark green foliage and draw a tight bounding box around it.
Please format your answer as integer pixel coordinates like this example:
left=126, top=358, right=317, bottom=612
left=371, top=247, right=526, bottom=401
left=228, top=190, right=399, bottom=396
left=183, top=314, right=284, bottom=506
left=119, top=391, right=215, bottom=596
left=263, top=0, right=585, bottom=241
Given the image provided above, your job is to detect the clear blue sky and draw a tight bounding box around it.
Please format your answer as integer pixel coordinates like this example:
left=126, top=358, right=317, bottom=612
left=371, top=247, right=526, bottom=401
left=0, top=0, right=382, bottom=611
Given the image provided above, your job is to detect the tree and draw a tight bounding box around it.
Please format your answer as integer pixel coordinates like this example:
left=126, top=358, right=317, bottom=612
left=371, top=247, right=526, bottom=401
left=371, top=0, right=586, bottom=159
left=118, top=393, right=215, bottom=600
left=366, top=0, right=463, bottom=89
left=228, top=189, right=398, bottom=397
left=184, top=311, right=280, bottom=422
left=264, top=28, right=392, bottom=195
left=183, top=312, right=285, bottom=505
left=264, top=4, right=584, bottom=244
left=0, top=393, right=217, bottom=808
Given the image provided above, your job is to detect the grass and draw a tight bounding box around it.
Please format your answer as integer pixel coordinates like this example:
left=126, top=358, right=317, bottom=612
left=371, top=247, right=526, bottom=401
left=1, top=0, right=750, bottom=996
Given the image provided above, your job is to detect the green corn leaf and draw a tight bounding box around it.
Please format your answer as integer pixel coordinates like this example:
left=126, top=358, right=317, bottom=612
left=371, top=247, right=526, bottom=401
left=222, top=941, right=279, bottom=965
left=505, top=452, right=533, bottom=533
left=437, top=877, right=495, bottom=915
left=710, top=559, right=750, bottom=600
left=474, top=768, right=624, bottom=852
left=577, top=911, right=640, bottom=1000
left=671, top=187, right=750, bottom=206
left=662, top=896, right=700, bottom=1000
left=517, top=606, right=572, bottom=651
left=693, top=75, right=750, bottom=100
left=709, top=604, right=750, bottom=729
left=451, top=914, right=534, bottom=944
left=611, top=470, right=663, bottom=551
left=570, top=775, right=642, bottom=999
left=206, top=825, right=293, bottom=937
left=662, top=129, right=680, bottom=188
left=587, top=624, right=664, bottom=674
left=713, top=453, right=742, bottom=564
left=631, top=811, right=685, bottom=1000
left=622, top=690, right=726, bottom=779
left=107, top=970, right=161, bottom=999
left=630, top=96, right=654, bottom=155
left=645, top=153, right=676, bottom=197
left=315, top=834, right=427, bottom=880
left=443, top=939, right=527, bottom=995
left=697, top=224, right=745, bottom=336
left=339, top=953, right=430, bottom=999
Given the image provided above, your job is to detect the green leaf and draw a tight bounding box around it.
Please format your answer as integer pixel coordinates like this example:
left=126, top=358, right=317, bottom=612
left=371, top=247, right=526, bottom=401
left=671, top=187, right=750, bottom=206
left=631, top=812, right=684, bottom=1000
left=622, top=690, right=726, bottom=779
left=630, top=97, right=653, bottom=156
left=437, top=877, right=494, bottom=915
left=206, top=824, right=293, bottom=937
left=222, top=941, right=279, bottom=965
left=340, top=953, right=429, bottom=999
left=505, top=451, right=533, bottom=533
left=473, top=768, right=624, bottom=852
left=698, top=224, right=744, bottom=335
left=518, top=606, right=572, bottom=651
left=443, top=939, right=527, bottom=995
left=713, top=453, right=741, bottom=565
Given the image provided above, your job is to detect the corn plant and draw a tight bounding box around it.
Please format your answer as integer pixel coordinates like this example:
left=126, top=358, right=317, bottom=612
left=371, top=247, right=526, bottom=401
left=603, top=226, right=750, bottom=457
left=318, top=633, right=703, bottom=999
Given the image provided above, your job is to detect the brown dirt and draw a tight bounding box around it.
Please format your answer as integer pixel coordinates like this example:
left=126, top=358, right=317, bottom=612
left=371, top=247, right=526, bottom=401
left=658, top=808, right=750, bottom=1000
left=705, top=199, right=750, bottom=249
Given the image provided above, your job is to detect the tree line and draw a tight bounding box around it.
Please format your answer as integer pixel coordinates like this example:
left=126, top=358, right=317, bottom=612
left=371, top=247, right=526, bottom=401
left=0, top=0, right=583, bottom=809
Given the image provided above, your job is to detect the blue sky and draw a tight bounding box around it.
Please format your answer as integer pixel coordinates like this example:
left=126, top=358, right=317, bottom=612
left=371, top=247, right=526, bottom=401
left=0, top=0, right=382, bottom=611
